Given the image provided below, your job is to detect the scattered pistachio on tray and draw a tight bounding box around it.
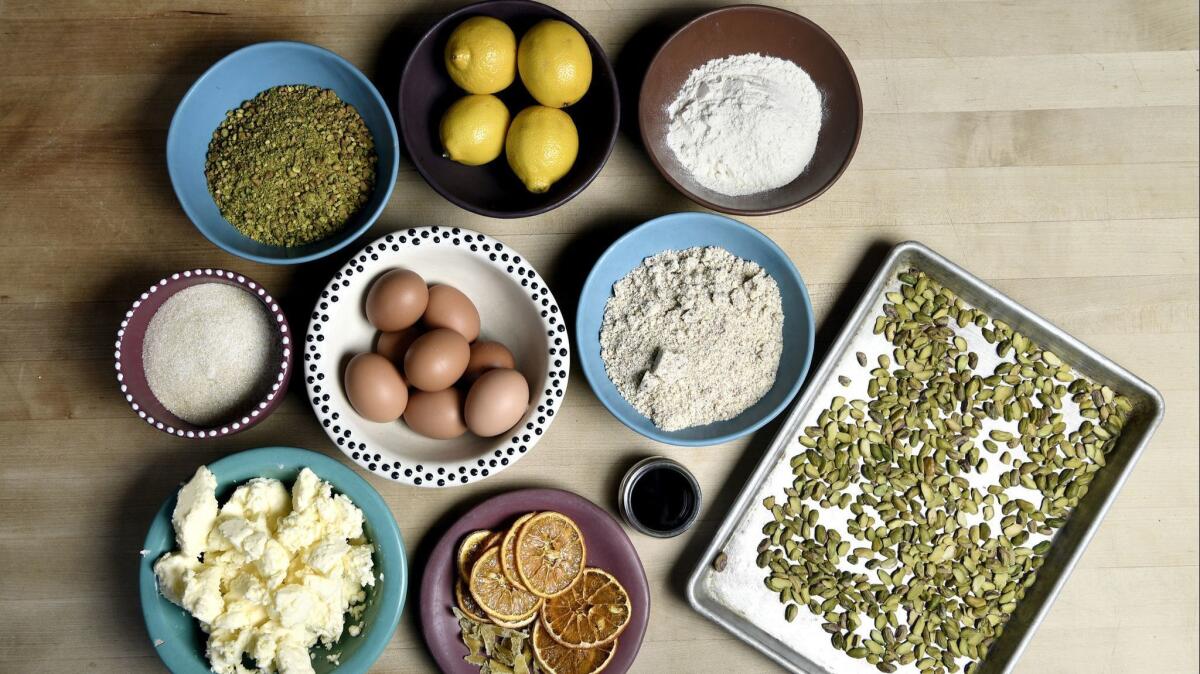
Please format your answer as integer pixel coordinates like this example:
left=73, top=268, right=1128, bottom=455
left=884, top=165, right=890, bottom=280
left=758, top=268, right=1132, bottom=674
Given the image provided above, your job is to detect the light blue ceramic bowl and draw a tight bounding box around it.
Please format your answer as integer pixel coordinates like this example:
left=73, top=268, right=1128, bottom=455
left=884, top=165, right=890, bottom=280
left=576, top=212, right=815, bottom=446
left=166, top=42, right=399, bottom=264
left=139, top=447, right=406, bottom=673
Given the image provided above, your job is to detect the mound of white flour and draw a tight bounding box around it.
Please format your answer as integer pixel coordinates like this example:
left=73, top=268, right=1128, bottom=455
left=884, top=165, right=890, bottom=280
left=599, top=247, right=784, bottom=431
left=665, top=53, right=823, bottom=197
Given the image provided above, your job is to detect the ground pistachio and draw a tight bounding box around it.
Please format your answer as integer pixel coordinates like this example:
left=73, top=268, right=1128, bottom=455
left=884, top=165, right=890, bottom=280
left=206, top=85, right=377, bottom=247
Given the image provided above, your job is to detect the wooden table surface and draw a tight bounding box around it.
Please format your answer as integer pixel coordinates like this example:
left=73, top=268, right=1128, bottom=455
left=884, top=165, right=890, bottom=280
left=1, top=1, right=1197, bottom=672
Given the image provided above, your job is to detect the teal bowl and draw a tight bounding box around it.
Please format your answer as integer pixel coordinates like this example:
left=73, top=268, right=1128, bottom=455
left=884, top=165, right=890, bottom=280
left=166, top=42, right=399, bottom=264
left=576, top=212, right=815, bottom=446
left=139, top=447, right=406, bottom=673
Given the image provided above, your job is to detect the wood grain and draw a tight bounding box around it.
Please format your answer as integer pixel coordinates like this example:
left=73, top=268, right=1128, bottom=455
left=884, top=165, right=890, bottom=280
left=0, top=1, right=1196, bottom=673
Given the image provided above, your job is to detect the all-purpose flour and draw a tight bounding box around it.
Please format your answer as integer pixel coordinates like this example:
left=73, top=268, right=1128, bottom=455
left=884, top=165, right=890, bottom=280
left=666, top=53, right=823, bottom=197
left=599, top=247, right=783, bottom=431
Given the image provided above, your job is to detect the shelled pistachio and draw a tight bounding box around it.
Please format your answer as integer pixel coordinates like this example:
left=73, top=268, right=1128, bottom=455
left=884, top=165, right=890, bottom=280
left=761, top=268, right=1132, bottom=674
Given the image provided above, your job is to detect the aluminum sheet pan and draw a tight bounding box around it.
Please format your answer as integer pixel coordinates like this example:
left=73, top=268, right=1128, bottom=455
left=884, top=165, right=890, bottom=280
left=686, top=241, right=1165, bottom=674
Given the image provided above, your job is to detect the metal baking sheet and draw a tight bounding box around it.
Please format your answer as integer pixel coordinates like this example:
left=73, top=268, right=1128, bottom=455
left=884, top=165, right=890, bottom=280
left=686, top=240, right=1165, bottom=674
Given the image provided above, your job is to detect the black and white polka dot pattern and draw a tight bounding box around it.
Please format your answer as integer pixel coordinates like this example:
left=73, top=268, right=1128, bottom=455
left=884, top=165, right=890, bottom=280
left=304, top=228, right=570, bottom=488
left=114, top=268, right=293, bottom=438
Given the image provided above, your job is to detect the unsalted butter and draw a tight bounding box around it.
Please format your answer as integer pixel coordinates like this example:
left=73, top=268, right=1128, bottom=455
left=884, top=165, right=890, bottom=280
left=154, top=466, right=374, bottom=674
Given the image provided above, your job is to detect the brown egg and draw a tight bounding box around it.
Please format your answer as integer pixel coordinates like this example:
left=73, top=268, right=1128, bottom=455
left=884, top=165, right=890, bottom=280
left=344, top=352, right=408, bottom=422
left=423, top=284, right=480, bottom=342
left=403, top=388, right=468, bottom=439
left=375, top=327, right=423, bottom=364
left=464, top=368, right=530, bottom=437
left=365, top=269, right=428, bottom=331
left=462, top=340, right=517, bottom=385
left=403, top=328, right=470, bottom=392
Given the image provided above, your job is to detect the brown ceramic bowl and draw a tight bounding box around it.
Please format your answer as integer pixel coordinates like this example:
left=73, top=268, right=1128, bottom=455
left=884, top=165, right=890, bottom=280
left=398, top=0, right=619, bottom=218
left=114, top=269, right=292, bottom=438
left=638, top=5, right=862, bottom=215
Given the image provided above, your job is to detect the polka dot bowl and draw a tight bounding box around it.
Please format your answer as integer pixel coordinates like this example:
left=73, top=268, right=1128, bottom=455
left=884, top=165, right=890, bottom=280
left=304, top=228, right=569, bottom=488
left=114, top=269, right=293, bottom=438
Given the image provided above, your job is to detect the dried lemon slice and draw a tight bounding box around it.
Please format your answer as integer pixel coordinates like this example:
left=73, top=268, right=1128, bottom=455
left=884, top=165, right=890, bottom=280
left=515, top=511, right=586, bottom=598
left=532, top=619, right=616, bottom=674
left=457, top=529, right=495, bottom=579
left=469, top=546, right=542, bottom=622
left=490, top=608, right=540, bottom=630
left=540, top=568, right=631, bottom=649
left=501, top=512, right=538, bottom=587
left=455, top=579, right=491, bottom=624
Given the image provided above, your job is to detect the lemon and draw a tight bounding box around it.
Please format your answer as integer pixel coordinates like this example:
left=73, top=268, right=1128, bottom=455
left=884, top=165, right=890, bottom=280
left=517, top=20, right=592, bottom=108
left=506, top=106, right=578, bottom=193
left=440, top=94, right=510, bottom=166
left=444, top=16, right=517, bottom=94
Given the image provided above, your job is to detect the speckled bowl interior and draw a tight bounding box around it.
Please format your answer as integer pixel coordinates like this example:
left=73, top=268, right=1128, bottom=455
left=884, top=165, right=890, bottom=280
left=304, top=228, right=569, bottom=487
left=114, top=269, right=293, bottom=438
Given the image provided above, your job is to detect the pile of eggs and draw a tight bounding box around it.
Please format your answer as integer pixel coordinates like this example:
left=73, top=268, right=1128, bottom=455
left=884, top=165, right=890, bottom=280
left=343, top=268, right=530, bottom=440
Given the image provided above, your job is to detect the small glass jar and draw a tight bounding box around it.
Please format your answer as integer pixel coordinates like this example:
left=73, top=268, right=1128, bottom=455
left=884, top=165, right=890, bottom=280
left=618, top=456, right=702, bottom=538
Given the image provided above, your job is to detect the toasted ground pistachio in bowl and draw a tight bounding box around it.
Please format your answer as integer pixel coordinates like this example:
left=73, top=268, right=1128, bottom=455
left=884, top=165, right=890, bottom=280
left=167, top=41, right=399, bottom=264
left=206, top=85, right=378, bottom=248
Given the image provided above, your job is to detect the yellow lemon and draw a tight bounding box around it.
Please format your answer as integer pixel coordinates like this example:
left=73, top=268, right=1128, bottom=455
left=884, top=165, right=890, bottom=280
left=444, top=16, right=517, bottom=94
left=440, top=94, right=511, bottom=166
left=517, top=20, right=592, bottom=108
left=505, top=106, right=578, bottom=193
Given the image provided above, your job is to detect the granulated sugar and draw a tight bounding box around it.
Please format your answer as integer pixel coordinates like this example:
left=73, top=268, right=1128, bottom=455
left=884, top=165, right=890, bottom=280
left=143, top=283, right=277, bottom=425
left=599, top=247, right=783, bottom=431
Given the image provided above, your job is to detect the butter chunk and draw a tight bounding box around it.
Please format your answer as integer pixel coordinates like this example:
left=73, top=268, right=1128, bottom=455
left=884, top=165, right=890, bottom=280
left=206, top=627, right=252, bottom=674
left=153, top=552, right=199, bottom=606
left=172, top=466, right=219, bottom=559
left=181, top=565, right=225, bottom=625
left=154, top=465, right=374, bottom=674
left=222, top=477, right=290, bottom=526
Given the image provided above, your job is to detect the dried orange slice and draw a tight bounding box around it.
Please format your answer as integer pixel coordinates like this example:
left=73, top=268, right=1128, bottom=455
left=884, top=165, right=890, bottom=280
left=469, top=546, right=542, bottom=622
left=490, top=608, right=540, bottom=630
left=501, top=512, right=538, bottom=586
left=532, top=619, right=616, bottom=674
left=455, top=579, right=490, bottom=623
left=457, top=529, right=494, bottom=579
left=541, top=568, right=631, bottom=649
left=515, top=511, right=586, bottom=598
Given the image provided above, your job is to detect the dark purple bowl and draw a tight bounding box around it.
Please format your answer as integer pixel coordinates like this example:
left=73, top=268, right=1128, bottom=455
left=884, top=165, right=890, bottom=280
left=398, top=0, right=619, bottom=218
left=420, top=488, right=650, bottom=672
left=114, top=269, right=293, bottom=438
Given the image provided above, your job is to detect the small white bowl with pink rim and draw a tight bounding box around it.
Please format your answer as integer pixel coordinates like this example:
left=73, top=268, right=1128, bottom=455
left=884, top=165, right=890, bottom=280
left=303, top=228, right=570, bottom=488
left=113, top=268, right=293, bottom=438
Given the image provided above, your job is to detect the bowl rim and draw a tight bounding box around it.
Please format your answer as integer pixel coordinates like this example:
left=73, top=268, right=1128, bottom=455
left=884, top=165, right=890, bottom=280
left=397, top=0, right=620, bottom=219
left=637, top=4, right=863, bottom=216
left=575, top=211, right=815, bottom=446
left=139, top=446, right=407, bottom=674
left=166, top=40, right=400, bottom=265
left=304, top=227, right=570, bottom=487
left=114, top=268, right=293, bottom=439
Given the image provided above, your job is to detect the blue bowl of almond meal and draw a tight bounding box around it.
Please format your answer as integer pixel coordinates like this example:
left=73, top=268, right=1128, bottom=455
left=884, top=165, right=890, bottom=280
left=139, top=447, right=406, bottom=674
left=576, top=212, right=816, bottom=446
left=167, top=41, right=399, bottom=265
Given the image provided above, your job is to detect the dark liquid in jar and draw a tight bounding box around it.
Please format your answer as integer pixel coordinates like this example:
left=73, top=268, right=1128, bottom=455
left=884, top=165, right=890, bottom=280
left=629, top=465, right=697, bottom=533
